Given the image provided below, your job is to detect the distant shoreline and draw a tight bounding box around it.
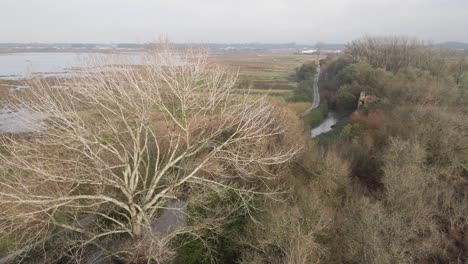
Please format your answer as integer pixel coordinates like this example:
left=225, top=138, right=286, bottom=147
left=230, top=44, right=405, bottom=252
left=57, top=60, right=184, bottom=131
left=0, top=48, right=143, bottom=54
left=0, top=43, right=346, bottom=55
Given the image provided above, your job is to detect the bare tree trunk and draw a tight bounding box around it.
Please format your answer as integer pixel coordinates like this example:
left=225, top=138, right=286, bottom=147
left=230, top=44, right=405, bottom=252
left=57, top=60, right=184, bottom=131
left=131, top=211, right=145, bottom=238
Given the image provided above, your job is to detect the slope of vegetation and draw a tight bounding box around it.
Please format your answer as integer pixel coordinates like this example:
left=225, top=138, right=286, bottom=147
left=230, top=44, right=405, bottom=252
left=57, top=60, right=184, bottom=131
left=238, top=36, right=468, bottom=264
left=0, top=37, right=467, bottom=263
left=154, top=37, right=468, bottom=263
left=177, top=36, right=468, bottom=264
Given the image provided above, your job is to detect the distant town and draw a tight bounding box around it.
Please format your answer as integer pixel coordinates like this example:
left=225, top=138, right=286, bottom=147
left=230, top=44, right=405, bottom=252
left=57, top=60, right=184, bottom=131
left=0, top=42, right=345, bottom=54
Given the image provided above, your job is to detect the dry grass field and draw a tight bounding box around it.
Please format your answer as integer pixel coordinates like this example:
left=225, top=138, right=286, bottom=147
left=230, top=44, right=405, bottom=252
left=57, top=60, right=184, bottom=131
left=210, top=52, right=317, bottom=84
left=210, top=52, right=318, bottom=102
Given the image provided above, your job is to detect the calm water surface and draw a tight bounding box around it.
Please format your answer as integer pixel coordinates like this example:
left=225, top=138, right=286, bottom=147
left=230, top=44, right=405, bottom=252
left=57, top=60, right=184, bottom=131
left=0, top=107, right=45, bottom=133
left=0, top=52, right=142, bottom=79
left=311, top=113, right=338, bottom=137
left=0, top=52, right=144, bottom=133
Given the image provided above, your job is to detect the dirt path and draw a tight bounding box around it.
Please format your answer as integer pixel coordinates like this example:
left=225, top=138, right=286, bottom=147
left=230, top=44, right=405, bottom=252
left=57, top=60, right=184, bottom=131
left=301, top=65, right=321, bottom=116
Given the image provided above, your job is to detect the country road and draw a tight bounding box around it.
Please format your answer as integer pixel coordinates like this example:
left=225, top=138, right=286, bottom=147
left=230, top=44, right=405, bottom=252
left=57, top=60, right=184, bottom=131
left=301, top=65, right=320, bottom=116
left=299, top=64, right=338, bottom=138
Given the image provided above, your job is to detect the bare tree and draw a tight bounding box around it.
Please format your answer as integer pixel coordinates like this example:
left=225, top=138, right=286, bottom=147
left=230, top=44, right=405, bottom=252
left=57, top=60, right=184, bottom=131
left=0, top=43, right=298, bottom=261
left=345, top=35, right=447, bottom=74
left=451, top=57, right=466, bottom=85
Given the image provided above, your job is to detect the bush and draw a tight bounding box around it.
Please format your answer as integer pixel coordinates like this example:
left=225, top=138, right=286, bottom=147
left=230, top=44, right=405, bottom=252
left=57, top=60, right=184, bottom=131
left=335, top=88, right=357, bottom=111
left=340, top=123, right=362, bottom=141
left=296, top=62, right=317, bottom=81
left=337, top=64, right=358, bottom=84
left=173, top=190, right=255, bottom=263
left=302, top=101, right=328, bottom=129
left=345, top=36, right=448, bottom=74
left=237, top=145, right=350, bottom=264
left=286, top=102, right=311, bottom=115
left=289, top=79, right=314, bottom=102
left=306, top=109, right=325, bottom=128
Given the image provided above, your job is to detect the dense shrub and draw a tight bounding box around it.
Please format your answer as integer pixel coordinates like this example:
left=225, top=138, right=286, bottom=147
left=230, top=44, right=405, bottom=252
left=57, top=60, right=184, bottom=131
left=289, top=79, right=314, bottom=102
left=195, top=36, right=468, bottom=264
left=296, top=62, right=317, bottom=81
left=335, top=87, right=357, bottom=111
left=289, top=62, right=318, bottom=102
left=337, top=64, right=358, bottom=84
left=302, top=101, right=328, bottom=129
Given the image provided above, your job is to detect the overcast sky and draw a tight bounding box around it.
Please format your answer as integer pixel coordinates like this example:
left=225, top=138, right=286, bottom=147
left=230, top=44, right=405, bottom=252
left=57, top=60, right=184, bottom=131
left=1, top=0, right=467, bottom=44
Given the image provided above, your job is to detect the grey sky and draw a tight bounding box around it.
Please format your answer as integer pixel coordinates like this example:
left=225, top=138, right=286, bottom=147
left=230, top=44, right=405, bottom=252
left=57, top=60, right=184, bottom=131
left=1, top=0, right=468, bottom=44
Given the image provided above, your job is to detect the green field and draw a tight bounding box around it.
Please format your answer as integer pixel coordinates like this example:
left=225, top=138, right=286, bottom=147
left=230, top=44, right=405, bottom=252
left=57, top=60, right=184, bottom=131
left=211, top=52, right=318, bottom=104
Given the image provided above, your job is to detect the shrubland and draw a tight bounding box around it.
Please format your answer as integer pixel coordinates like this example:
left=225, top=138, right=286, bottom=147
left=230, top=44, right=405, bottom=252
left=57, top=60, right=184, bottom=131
left=190, top=36, right=468, bottom=263
left=304, top=36, right=467, bottom=263
left=0, top=36, right=467, bottom=263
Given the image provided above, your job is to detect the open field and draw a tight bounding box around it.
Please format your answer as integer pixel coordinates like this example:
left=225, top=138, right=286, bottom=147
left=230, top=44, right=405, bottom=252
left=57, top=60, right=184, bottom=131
left=210, top=52, right=324, bottom=111
left=210, top=52, right=318, bottom=93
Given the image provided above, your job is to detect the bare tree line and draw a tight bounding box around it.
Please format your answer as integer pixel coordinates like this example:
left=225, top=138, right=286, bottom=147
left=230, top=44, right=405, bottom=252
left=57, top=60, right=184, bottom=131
left=345, top=35, right=447, bottom=74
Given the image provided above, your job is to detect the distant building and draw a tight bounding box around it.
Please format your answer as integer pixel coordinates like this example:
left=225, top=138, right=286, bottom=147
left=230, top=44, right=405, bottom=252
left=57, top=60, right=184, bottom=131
left=358, top=91, right=379, bottom=111
left=358, top=92, right=367, bottom=108
left=325, top=50, right=342, bottom=53
left=300, top=49, right=317, bottom=54
left=300, top=49, right=342, bottom=54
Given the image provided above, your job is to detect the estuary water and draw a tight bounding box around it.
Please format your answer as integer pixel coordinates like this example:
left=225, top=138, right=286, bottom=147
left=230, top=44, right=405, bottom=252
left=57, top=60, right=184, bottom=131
left=0, top=52, right=144, bottom=133
left=0, top=52, right=142, bottom=79
left=0, top=107, right=45, bottom=133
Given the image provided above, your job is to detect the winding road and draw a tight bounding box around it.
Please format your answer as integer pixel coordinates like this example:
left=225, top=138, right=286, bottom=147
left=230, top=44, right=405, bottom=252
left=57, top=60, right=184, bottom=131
left=301, top=65, right=321, bottom=116
left=298, top=64, right=338, bottom=138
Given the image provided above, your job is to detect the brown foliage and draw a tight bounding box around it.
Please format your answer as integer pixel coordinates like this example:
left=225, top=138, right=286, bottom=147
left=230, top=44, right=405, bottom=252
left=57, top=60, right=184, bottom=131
left=351, top=110, right=384, bottom=130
